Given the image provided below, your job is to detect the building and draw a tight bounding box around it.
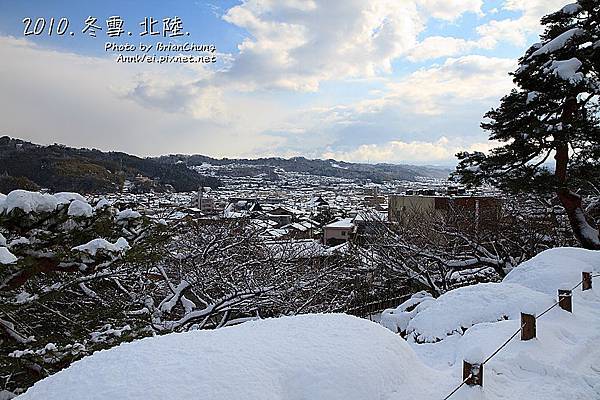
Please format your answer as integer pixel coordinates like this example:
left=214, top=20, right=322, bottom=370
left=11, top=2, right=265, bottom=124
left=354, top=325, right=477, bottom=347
left=322, top=217, right=355, bottom=246
left=197, top=187, right=215, bottom=214
left=223, top=198, right=263, bottom=218
left=388, top=194, right=501, bottom=223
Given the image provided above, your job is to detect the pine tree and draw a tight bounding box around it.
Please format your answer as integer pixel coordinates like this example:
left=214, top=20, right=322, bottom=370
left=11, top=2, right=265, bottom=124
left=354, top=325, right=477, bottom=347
left=0, top=191, right=168, bottom=393
left=455, top=0, right=600, bottom=249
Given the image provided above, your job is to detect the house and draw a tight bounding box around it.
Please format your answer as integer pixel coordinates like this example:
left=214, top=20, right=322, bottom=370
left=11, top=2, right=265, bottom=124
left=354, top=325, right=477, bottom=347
left=306, top=196, right=329, bottom=209
left=196, top=187, right=216, bottom=214
left=322, top=217, right=355, bottom=246
left=268, top=206, right=304, bottom=221
left=223, top=198, right=263, bottom=218
left=353, top=211, right=387, bottom=236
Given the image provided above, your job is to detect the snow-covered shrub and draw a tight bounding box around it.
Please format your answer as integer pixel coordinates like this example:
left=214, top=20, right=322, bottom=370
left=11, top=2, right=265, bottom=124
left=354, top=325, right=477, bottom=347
left=0, top=190, right=168, bottom=394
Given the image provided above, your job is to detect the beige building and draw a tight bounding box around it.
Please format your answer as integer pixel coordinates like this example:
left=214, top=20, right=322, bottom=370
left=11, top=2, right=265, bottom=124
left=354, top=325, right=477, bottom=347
left=322, top=218, right=354, bottom=246
left=388, top=194, right=501, bottom=223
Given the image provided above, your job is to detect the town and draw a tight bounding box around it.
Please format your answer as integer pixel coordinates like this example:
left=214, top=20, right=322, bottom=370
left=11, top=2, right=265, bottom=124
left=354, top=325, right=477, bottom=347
left=106, top=162, right=501, bottom=248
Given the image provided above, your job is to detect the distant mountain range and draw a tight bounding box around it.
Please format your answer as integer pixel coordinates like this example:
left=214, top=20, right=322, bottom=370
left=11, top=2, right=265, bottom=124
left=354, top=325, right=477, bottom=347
left=0, top=137, right=220, bottom=193
left=155, top=155, right=451, bottom=183
left=0, top=137, right=451, bottom=194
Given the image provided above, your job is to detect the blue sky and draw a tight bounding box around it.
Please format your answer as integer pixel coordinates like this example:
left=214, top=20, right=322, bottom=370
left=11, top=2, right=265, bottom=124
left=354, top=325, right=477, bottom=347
left=0, top=0, right=571, bottom=164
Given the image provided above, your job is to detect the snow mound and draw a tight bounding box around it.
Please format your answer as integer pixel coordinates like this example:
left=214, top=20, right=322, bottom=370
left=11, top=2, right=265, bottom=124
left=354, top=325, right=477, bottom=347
left=54, top=192, right=87, bottom=205
left=2, top=190, right=59, bottom=214
left=406, top=283, right=553, bottom=343
left=451, top=306, right=600, bottom=399
left=72, top=237, right=130, bottom=256
left=116, top=209, right=142, bottom=221
left=67, top=200, right=93, bottom=218
left=94, top=198, right=111, bottom=210
left=380, top=291, right=434, bottom=334
left=0, top=247, right=18, bottom=264
left=504, top=247, right=600, bottom=296
left=17, top=314, right=448, bottom=400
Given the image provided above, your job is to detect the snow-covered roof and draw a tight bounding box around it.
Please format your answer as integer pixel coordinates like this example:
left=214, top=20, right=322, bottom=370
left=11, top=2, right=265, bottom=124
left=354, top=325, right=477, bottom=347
left=323, top=217, right=354, bottom=229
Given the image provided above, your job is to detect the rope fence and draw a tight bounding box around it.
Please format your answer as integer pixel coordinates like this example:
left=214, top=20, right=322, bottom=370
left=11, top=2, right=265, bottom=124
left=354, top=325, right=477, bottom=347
left=441, top=270, right=597, bottom=399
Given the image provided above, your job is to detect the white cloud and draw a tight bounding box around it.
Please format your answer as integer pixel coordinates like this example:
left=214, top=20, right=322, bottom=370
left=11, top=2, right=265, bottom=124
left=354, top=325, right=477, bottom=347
left=415, top=0, right=483, bottom=21
left=407, top=36, right=494, bottom=62
left=222, top=0, right=425, bottom=91
left=476, top=0, right=568, bottom=47
left=322, top=137, right=498, bottom=163
left=0, top=36, right=286, bottom=157
left=356, top=55, right=516, bottom=115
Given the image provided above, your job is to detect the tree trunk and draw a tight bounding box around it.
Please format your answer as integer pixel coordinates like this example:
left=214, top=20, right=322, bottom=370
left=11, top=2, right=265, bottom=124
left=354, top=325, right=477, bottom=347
left=554, top=96, right=600, bottom=250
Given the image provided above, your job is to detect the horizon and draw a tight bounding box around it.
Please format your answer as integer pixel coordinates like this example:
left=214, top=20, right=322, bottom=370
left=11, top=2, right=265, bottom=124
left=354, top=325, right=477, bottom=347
left=1, top=135, right=457, bottom=168
left=0, top=1, right=569, bottom=164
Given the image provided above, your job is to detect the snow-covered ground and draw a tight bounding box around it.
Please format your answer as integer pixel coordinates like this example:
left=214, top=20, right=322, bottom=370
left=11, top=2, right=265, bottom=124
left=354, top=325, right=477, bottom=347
left=16, top=248, right=600, bottom=399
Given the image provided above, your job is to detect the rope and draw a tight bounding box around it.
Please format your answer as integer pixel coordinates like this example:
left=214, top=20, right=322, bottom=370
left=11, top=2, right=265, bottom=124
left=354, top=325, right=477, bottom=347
left=442, top=374, right=472, bottom=400
left=440, top=272, right=597, bottom=399
left=482, top=324, right=524, bottom=365
left=570, top=280, right=583, bottom=291
left=536, top=300, right=560, bottom=320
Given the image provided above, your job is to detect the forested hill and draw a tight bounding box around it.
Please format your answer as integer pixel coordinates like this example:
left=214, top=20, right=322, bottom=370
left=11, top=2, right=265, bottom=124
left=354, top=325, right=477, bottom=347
left=0, top=137, right=221, bottom=193
left=155, top=154, right=451, bottom=183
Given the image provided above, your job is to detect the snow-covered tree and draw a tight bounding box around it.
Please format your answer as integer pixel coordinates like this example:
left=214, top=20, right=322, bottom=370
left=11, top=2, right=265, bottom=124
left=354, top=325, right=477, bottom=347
left=146, top=218, right=363, bottom=331
left=455, top=1, right=600, bottom=249
left=0, top=190, right=167, bottom=394
left=357, top=199, right=572, bottom=295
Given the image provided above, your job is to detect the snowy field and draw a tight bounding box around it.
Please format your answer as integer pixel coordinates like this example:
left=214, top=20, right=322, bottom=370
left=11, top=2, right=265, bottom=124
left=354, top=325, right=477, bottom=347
left=16, top=248, right=600, bottom=400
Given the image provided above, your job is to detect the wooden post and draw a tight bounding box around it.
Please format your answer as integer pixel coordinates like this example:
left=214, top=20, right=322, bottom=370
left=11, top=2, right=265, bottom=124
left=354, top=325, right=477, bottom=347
left=582, top=272, right=592, bottom=291
left=558, top=289, right=572, bottom=312
left=521, top=313, right=536, bottom=340
left=463, top=361, right=483, bottom=387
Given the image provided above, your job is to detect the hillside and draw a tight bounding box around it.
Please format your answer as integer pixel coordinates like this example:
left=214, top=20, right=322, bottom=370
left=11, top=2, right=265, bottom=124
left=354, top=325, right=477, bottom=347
left=0, top=136, right=451, bottom=194
left=155, top=154, right=451, bottom=183
left=0, top=137, right=221, bottom=193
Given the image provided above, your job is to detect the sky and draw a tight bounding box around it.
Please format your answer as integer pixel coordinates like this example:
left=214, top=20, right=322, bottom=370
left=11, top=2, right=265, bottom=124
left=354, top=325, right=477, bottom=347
left=0, top=0, right=571, bottom=165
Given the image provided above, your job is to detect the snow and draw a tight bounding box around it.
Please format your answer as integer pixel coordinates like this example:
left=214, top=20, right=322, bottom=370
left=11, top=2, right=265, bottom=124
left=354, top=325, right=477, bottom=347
left=0, top=233, right=6, bottom=247
left=1, top=190, right=58, bottom=214
left=94, top=198, right=111, bottom=210
left=405, top=283, right=554, bottom=343
left=15, top=248, right=600, bottom=400
left=54, top=192, right=87, bottom=205
left=530, top=28, right=585, bottom=57
left=67, top=200, right=93, bottom=218
left=380, top=291, right=434, bottom=334
left=17, top=314, right=448, bottom=400
left=504, top=247, right=600, bottom=296
left=561, top=3, right=582, bottom=15
left=116, top=209, right=142, bottom=221
left=546, top=58, right=584, bottom=83
left=526, top=91, right=540, bottom=104
left=323, top=217, right=354, bottom=229
left=0, top=247, right=18, bottom=264
left=71, top=237, right=130, bottom=256
left=401, top=247, right=600, bottom=399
